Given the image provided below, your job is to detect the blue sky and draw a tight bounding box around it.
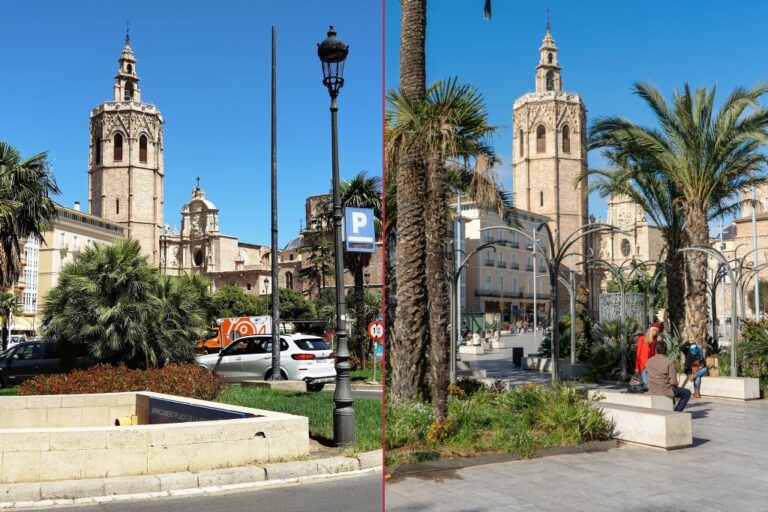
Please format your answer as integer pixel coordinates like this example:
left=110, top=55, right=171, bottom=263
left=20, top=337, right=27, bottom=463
left=386, top=0, right=768, bottom=228
left=1, top=0, right=382, bottom=247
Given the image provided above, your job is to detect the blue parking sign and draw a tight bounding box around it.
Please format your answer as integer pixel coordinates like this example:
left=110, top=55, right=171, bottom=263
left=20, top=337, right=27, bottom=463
left=344, top=207, right=376, bottom=253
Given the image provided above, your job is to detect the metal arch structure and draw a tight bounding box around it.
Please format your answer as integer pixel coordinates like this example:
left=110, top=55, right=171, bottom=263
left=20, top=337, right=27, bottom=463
left=481, top=222, right=625, bottom=382
left=446, top=241, right=499, bottom=384
left=587, top=257, right=637, bottom=381
left=679, top=246, right=738, bottom=377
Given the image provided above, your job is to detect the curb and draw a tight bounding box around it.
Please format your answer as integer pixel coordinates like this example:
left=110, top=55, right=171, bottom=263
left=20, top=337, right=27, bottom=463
left=0, top=450, right=382, bottom=509
left=386, top=440, right=618, bottom=479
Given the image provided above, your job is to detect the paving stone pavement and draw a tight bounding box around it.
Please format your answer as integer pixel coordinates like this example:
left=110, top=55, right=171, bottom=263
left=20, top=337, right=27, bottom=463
left=386, top=394, right=768, bottom=512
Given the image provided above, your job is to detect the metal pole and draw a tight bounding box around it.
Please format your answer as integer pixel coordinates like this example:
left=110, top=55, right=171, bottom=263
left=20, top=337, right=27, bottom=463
left=330, top=90, right=354, bottom=446
left=452, top=193, right=462, bottom=384
left=532, top=228, right=537, bottom=336
left=570, top=269, right=576, bottom=365
left=269, top=26, right=281, bottom=381
left=550, top=269, right=559, bottom=384
left=720, top=220, right=726, bottom=340
left=449, top=272, right=456, bottom=384
left=371, top=342, right=377, bottom=383
left=752, top=186, right=761, bottom=320
left=620, top=279, right=627, bottom=381
left=731, top=275, right=738, bottom=377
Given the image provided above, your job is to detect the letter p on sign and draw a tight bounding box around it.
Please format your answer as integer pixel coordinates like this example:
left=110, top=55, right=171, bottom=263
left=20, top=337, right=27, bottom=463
left=344, top=207, right=376, bottom=253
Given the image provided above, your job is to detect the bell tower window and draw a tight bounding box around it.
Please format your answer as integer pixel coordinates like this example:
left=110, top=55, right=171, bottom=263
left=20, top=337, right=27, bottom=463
left=139, top=135, right=148, bottom=163
left=540, top=191, right=544, bottom=207
left=548, top=52, right=553, bottom=64
left=124, top=82, right=134, bottom=101
left=518, top=129, right=524, bottom=157
left=127, top=63, right=133, bottom=74
left=536, top=125, right=546, bottom=153
left=114, top=133, right=123, bottom=161
left=546, top=71, right=554, bottom=91
left=95, top=138, right=101, bottom=164
left=562, top=125, right=571, bottom=153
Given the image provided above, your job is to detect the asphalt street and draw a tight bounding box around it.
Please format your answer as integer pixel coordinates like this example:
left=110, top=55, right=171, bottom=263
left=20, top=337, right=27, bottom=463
left=42, top=473, right=382, bottom=512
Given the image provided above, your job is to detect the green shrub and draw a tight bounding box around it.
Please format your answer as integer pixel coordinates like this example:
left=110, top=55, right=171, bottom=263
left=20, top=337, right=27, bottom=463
left=386, top=400, right=434, bottom=448
left=18, top=364, right=227, bottom=401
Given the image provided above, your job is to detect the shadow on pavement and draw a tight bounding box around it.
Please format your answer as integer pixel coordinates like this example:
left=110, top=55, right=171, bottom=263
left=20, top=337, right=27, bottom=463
left=690, top=437, right=711, bottom=447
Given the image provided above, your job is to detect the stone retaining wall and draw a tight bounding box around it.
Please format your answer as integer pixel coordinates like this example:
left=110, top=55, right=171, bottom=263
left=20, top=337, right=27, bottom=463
left=0, top=392, right=308, bottom=484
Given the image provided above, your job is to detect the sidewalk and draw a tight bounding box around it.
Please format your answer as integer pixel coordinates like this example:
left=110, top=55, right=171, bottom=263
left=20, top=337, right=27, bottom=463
left=458, top=332, right=551, bottom=384
left=386, top=393, right=768, bottom=511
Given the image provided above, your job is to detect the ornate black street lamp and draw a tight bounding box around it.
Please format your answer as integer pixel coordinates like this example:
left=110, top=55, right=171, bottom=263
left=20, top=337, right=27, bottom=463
left=318, top=26, right=354, bottom=446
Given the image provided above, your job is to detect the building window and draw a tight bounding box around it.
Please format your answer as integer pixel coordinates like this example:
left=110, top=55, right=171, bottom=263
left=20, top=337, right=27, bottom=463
left=246, top=283, right=251, bottom=291
left=139, top=135, right=148, bottom=163
left=95, top=138, right=101, bottom=164
left=546, top=70, right=554, bottom=91
left=548, top=52, right=553, bottom=64
left=484, top=274, right=491, bottom=291
left=194, top=250, right=204, bottom=267
left=512, top=278, right=518, bottom=294
left=536, top=125, right=546, bottom=153
left=116, top=198, right=120, bottom=215
left=73, top=236, right=79, bottom=251
left=286, top=272, right=294, bottom=290
left=518, top=129, right=524, bottom=157
left=290, top=254, right=294, bottom=261
left=59, top=232, right=65, bottom=248
left=498, top=276, right=504, bottom=292
left=114, top=133, right=123, bottom=161
left=124, top=82, right=134, bottom=101
left=540, top=191, right=544, bottom=207
left=562, top=125, right=571, bottom=153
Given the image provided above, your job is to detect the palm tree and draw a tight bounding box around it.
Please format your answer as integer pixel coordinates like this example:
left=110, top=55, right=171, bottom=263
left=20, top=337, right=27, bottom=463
left=42, top=239, right=159, bottom=368
left=388, top=79, right=499, bottom=420
left=0, top=142, right=59, bottom=289
left=314, top=172, right=382, bottom=368
left=583, top=154, right=687, bottom=334
left=390, top=0, right=429, bottom=403
left=152, top=273, right=211, bottom=365
left=0, top=291, right=17, bottom=351
left=589, top=83, right=768, bottom=342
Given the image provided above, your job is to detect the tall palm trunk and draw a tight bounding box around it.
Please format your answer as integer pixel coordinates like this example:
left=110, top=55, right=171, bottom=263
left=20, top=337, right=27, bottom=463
left=354, top=262, right=367, bottom=370
left=391, top=0, right=429, bottom=402
left=426, top=153, right=449, bottom=421
left=666, top=249, right=686, bottom=335
left=684, top=207, right=709, bottom=341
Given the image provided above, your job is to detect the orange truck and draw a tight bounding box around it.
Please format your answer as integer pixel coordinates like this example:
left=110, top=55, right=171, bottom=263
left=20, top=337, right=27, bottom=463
left=196, top=316, right=273, bottom=353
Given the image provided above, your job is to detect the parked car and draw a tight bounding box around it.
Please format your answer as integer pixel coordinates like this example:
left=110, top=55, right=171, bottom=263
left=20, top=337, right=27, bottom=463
left=0, top=341, right=94, bottom=387
left=196, top=333, right=336, bottom=391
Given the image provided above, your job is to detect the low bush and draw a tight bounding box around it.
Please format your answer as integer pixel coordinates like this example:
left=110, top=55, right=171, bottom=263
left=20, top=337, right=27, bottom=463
left=18, top=364, right=227, bottom=401
left=386, top=384, right=614, bottom=465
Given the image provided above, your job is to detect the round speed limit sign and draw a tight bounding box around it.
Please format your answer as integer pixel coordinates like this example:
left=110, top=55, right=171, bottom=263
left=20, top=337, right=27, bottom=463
left=367, top=321, right=384, bottom=341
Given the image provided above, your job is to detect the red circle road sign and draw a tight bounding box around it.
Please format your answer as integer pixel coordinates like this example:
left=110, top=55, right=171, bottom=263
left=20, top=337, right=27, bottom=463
left=367, top=321, right=384, bottom=341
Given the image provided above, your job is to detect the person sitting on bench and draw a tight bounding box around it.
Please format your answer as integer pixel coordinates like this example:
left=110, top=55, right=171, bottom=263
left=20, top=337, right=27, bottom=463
left=647, top=340, right=691, bottom=412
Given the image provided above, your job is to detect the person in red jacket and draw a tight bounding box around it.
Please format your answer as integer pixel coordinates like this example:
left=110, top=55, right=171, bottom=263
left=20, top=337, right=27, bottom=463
left=636, top=322, right=662, bottom=389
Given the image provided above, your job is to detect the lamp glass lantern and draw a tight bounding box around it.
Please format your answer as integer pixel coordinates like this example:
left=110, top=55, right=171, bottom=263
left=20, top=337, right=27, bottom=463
left=364, top=271, right=371, bottom=287
left=317, top=26, right=348, bottom=97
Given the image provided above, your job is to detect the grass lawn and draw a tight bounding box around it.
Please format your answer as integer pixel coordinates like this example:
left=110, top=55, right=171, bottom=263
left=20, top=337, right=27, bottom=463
left=386, top=383, right=613, bottom=468
left=0, top=387, right=19, bottom=396
left=218, top=386, right=381, bottom=453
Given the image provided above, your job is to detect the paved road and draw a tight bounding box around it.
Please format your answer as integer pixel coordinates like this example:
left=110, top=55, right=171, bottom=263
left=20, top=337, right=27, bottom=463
left=45, top=473, right=382, bottom=512
left=386, top=395, right=768, bottom=511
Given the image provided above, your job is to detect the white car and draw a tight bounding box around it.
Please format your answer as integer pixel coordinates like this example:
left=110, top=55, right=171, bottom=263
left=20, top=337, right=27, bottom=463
left=196, top=333, right=336, bottom=391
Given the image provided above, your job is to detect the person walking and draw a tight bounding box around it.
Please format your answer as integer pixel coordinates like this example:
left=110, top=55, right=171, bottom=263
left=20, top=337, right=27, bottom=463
left=635, top=323, right=661, bottom=389
left=647, top=340, right=691, bottom=412
left=681, top=341, right=708, bottom=398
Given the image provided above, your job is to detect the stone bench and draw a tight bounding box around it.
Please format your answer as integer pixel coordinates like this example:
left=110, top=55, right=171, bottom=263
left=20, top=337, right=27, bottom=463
left=588, top=389, right=673, bottom=410
left=676, top=374, right=760, bottom=400
left=599, top=403, right=692, bottom=449
left=459, top=345, right=485, bottom=355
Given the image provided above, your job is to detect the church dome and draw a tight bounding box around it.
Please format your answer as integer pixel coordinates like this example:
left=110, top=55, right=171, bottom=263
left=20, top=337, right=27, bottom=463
left=283, top=235, right=304, bottom=252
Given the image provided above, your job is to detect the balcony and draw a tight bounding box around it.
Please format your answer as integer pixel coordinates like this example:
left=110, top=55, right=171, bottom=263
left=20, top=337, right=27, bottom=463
left=525, top=263, right=534, bottom=271
left=525, top=291, right=550, bottom=299
left=508, top=240, right=520, bottom=248
left=483, top=259, right=495, bottom=267
left=496, top=261, right=506, bottom=269
left=509, top=262, right=520, bottom=270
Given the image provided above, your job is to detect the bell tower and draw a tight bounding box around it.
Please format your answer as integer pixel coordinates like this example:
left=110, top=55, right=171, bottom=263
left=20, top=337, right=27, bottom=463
left=88, top=33, right=164, bottom=264
left=512, top=24, right=588, bottom=268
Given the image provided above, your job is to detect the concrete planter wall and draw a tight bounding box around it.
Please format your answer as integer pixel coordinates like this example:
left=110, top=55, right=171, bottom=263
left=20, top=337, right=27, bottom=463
left=0, top=392, right=308, bottom=484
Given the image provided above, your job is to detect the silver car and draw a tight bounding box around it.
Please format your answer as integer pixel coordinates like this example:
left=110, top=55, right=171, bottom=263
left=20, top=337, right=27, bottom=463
left=196, top=333, right=336, bottom=391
